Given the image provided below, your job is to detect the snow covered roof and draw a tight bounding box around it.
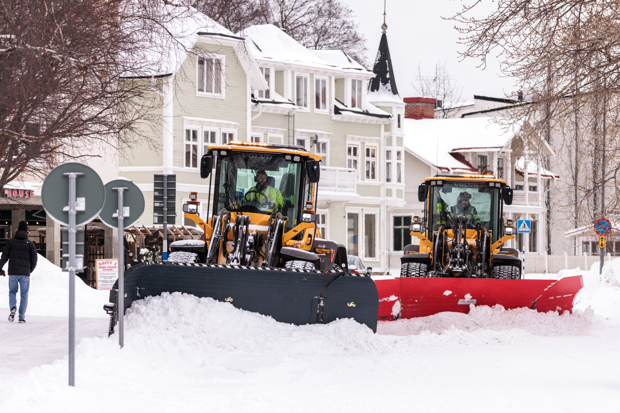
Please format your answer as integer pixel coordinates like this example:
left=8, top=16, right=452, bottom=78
left=403, top=118, right=520, bottom=172
left=367, top=33, right=402, bottom=105
left=334, top=99, right=391, bottom=119
left=242, top=25, right=337, bottom=71
left=515, top=157, right=559, bottom=180
left=312, top=50, right=369, bottom=73
left=121, top=5, right=266, bottom=90
left=121, top=5, right=234, bottom=78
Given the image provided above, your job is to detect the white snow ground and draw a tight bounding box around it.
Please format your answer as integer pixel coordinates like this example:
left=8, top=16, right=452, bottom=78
left=1, top=255, right=620, bottom=412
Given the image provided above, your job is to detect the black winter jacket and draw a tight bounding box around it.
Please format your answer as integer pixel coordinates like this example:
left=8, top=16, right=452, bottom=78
left=0, top=230, right=38, bottom=276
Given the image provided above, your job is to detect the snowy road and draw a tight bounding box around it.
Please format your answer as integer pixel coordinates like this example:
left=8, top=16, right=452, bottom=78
left=1, top=255, right=620, bottom=412
left=0, top=316, right=108, bottom=382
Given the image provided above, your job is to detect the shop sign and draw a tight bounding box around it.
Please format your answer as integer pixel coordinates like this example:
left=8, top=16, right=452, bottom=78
left=96, top=259, right=119, bottom=290
left=3, top=188, right=35, bottom=198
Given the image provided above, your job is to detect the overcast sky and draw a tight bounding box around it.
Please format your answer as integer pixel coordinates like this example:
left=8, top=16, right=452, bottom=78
left=340, top=0, right=517, bottom=103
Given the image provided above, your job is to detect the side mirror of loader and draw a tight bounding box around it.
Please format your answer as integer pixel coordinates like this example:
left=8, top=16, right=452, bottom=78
left=200, top=154, right=214, bottom=179
left=306, top=160, right=321, bottom=183
left=502, top=186, right=514, bottom=205
left=418, top=184, right=428, bottom=202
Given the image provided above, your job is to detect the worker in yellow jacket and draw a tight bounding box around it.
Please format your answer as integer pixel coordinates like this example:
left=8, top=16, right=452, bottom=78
left=246, top=170, right=283, bottom=212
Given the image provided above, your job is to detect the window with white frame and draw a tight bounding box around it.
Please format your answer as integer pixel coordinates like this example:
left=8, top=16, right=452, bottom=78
left=315, top=76, right=327, bottom=111
left=347, top=213, right=359, bottom=256
left=347, top=145, right=359, bottom=172
left=185, top=128, right=199, bottom=168
left=315, top=140, right=328, bottom=164
left=257, top=67, right=270, bottom=99
left=351, top=79, right=363, bottom=108
left=396, top=150, right=402, bottom=183
left=497, top=157, right=504, bottom=179
left=296, top=137, right=307, bottom=149
left=364, top=214, right=377, bottom=259
left=478, top=155, right=488, bottom=172
left=397, top=113, right=401, bottom=129
left=222, top=131, right=235, bottom=145
left=316, top=211, right=328, bottom=239
left=203, top=129, right=217, bottom=155
left=365, top=146, right=377, bottom=180
left=386, top=150, right=392, bottom=183
left=197, top=55, right=224, bottom=96
left=251, top=134, right=262, bottom=143
left=295, top=74, right=309, bottom=108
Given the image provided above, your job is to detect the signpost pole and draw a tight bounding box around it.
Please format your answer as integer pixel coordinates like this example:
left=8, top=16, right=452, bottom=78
left=114, top=188, right=126, bottom=348
left=163, top=175, right=168, bottom=261
left=63, top=172, right=82, bottom=387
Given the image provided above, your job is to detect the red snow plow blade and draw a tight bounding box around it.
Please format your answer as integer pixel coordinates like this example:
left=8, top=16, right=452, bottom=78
left=376, top=276, right=584, bottom=320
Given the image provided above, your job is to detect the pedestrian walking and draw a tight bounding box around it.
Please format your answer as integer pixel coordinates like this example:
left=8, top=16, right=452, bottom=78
left=0, top=220, right=38, bottom=323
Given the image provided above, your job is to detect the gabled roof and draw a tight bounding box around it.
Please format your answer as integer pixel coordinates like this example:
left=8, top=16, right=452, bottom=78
left=367, top=33, right=402, bottom=105
left=121, top=5, right=234, bottom=78
left=243, top=24, right=336, bottom=71
left=403, top=118, right=520, bottom=172
left=515, top=157, right=559, bottom=180
left=121, top=5, right=266, bottom=89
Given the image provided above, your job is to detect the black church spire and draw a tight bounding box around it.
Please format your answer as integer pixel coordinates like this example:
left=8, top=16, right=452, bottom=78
left=368, top=32, right=399, bottom=97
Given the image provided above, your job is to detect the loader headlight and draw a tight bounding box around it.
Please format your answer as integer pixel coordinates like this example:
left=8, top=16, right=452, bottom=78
left=305, top=202, right=313, bottom=210
left=183, top=203, right=198, bottom=214
left=189, top=193, right=197, bottom=201
left=505, top=226, right=515, bottom=235
left=301, top=213, right=316, bottom=223
left=410, top=223, right=422, bottom=232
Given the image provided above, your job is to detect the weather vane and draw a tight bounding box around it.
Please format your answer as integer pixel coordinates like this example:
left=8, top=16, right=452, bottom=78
left=381, top=0, right=388, bottom=33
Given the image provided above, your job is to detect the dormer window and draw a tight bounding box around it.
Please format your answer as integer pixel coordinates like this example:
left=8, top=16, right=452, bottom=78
left=351, top=79, right=363, bottom=109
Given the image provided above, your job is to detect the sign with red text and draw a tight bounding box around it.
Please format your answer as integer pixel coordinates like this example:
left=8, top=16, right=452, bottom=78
left=96, top=259, right=118, bottom=290
left=3, top=188, right=35, bottom=198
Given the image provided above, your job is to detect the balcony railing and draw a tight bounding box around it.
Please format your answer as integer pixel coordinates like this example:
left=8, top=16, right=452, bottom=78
left=512, top=191, right=541, bottom=206
left=319, top=167, right=357, bottom=192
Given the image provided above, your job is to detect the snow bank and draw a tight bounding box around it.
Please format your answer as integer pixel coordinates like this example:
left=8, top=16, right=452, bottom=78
left=1, top=284, right=618, bottom=412
left=0, top=254, right=110, bottom=318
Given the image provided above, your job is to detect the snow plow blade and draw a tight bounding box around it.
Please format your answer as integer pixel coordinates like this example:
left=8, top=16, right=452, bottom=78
left=376, top=276, right=584, bottom=320
left=109, top=263, right=379, bottom=332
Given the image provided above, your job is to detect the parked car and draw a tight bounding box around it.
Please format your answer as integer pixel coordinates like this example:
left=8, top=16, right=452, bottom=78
left=347, top=255, right=372, bottom=276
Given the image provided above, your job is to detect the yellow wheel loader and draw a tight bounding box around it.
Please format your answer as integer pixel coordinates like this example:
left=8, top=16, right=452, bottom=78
left=105, top=142, right=378, bottom=334
left=374, top=175, right=583, bottom=319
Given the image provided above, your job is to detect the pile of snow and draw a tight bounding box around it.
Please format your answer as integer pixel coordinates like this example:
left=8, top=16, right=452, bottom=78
left=2, top=256, right=620, bottom=411
left=0, top=254, right=110, bottom=318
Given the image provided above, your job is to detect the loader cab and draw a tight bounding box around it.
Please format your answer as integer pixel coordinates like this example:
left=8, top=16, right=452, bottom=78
left=207, top=143, right=321, bottom=231
left=426, top=178, right=504, bottom=243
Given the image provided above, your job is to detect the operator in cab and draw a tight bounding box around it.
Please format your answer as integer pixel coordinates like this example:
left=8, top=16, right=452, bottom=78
left=450, top=191, right=480, bottom=227
left=437, top=191, right=481, bottom=228
left=246, top=169, right=283, bottom=212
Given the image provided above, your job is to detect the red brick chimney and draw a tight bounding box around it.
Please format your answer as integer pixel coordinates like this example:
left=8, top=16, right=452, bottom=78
left=404, top=97, right=436, bottom=120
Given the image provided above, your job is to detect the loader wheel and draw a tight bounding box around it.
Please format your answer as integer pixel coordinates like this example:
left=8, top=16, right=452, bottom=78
left=285, top=260, right=316, bottom=271
left=401, top=262, right=429, bottom=278
left=492, top=265, right=521, bottom=279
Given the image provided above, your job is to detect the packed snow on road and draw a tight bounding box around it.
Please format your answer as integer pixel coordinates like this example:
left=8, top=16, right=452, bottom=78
left=1, top=255, right=619, bottom=412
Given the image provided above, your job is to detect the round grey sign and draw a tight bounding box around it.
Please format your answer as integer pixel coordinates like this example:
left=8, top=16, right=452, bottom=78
left=99, top=179, right=145, bottom=229
left=41, top=163, right=106, bottom=226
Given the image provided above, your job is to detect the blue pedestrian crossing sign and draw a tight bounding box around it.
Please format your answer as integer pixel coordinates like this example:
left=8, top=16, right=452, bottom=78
left=517, top=219, right=531, bottom=233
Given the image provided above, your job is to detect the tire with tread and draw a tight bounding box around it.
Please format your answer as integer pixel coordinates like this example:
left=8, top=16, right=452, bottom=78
left=401, top=262, right=429, bottom=278
left=493, top=265, right=521, bottom=279
left=285, top=260, right=316, bottom=271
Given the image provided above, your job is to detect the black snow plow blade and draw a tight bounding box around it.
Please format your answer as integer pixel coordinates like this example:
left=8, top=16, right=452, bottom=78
left=108, top=262, right=379, bottom=332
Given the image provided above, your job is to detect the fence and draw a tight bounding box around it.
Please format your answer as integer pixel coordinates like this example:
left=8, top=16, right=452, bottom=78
left=523, top=252, right=613, bottom=274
